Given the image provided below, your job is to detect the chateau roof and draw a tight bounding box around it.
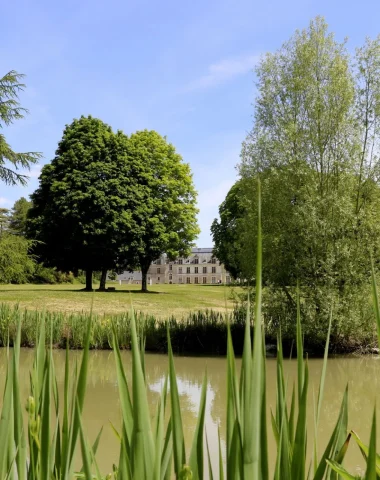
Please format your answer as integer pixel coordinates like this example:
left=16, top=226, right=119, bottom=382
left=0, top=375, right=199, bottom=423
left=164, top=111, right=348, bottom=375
left=191, top=248, right=213, bottom=254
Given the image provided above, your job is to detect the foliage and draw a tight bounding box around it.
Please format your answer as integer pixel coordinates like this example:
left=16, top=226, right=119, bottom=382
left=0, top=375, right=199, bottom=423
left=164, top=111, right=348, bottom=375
left=0, top=303, right=247, bottom=353
left=2, top=191, right=380, bottom=479
left=0, top=71, right=41, bottom=185
left=120, top=130, right=199, bottom=292
left=9, top=196, right=32, bottom=235
left=0, top=207, right=10, bottom=234
left=27, top=116, right=140, bottom=290
left=211, top=179, right=246, bottom=279
left=214, top=17, right=380, bottom=333
left=0, top=234, right=35, bottom=283
left=31, top=264, right=75, bottom=284
left=27, top=121, right=199, bottom=293
left=108, top=271, right=117, bottom=281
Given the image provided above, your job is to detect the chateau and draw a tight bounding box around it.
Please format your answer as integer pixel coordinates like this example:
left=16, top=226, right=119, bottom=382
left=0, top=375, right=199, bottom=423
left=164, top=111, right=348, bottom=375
left=117, top=248, right=231, bottom=285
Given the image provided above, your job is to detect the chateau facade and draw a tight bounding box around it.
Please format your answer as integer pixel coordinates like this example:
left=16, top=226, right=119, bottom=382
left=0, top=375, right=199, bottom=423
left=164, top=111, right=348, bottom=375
left=117, top=248, right=231, bottom=285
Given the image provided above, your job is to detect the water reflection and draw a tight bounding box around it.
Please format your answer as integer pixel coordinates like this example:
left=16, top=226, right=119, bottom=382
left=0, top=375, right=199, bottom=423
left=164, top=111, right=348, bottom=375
left=1, top=349, right=380, bottom=476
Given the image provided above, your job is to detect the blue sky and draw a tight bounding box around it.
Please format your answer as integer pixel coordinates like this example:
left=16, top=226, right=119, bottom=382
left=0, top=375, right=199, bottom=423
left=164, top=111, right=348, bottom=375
left=2, top=0, right=380, bottom=246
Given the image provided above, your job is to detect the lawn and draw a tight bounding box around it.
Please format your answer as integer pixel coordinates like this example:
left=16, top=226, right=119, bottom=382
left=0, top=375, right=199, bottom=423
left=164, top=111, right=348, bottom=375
left=0, top=283, right=237, bottom=318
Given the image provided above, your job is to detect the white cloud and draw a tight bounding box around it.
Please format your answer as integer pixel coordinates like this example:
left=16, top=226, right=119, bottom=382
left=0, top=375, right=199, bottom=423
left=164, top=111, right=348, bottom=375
left=183, top=54, right=260, bottom=92
left=0, top=197, right=12, bottom=207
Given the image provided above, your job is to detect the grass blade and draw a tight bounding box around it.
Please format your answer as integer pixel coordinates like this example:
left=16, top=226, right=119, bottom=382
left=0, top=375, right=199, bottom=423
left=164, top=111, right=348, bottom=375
left=365, top=410, right=377, bottom=480
left=130, top=308, right=155, bottom=476
left=167, top=328, right=186, bottom=477
left=189, top=372, right=207, bottom=480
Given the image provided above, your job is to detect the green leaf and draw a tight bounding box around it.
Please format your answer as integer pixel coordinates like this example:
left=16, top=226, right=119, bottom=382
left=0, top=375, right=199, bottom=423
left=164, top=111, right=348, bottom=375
left=167, top=327, right=186, bottom=477
left=189, top=372, right=207, bottom=480
left=326, top=460, right=359, bottom=480
left=365, top=410, right=377, bottom=480
left=130, top=307, right=155, bottom=476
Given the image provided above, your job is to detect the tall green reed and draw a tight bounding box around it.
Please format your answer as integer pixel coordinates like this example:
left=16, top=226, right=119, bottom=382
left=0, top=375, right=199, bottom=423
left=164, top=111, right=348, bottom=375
left=1, top=183, right=380, bottom=478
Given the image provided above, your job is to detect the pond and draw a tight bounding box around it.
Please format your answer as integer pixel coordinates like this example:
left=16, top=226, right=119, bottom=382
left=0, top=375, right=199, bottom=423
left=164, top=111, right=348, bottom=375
left=2, top=349, right=380, bottom=477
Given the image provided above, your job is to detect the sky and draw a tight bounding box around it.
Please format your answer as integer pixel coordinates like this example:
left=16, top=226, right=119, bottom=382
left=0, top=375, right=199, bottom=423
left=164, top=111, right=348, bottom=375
left=2, top=0, right=380, bottom=246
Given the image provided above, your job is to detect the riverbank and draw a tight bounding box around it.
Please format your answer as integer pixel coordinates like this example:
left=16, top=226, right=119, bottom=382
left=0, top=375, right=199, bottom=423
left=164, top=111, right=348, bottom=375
left=0, top=303, right=374, bottom=355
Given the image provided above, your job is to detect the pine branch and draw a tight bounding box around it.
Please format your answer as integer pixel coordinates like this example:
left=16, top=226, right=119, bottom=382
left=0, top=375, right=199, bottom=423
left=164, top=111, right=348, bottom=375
left=0, top=71, right=28, bottom=126
left=0, top=70, right=42, bottom=186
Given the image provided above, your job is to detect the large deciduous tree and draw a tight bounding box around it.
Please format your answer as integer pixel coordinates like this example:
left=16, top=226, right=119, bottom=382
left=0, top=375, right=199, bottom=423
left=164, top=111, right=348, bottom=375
left=211, top=180, right=246, bottom=280
left=27, top=116, right=138, bottom=291
left=231, top=17, right=380, bottom=343
left=0, top=71, right=41, bottom=185
left=121, top=130, right=199, bottom=292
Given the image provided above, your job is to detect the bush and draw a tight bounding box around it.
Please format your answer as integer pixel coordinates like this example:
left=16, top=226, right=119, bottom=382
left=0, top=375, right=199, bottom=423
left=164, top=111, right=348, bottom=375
left=0, top=234, right=35, bottom=283
left=31, top=264, right=75, bottom=284
left=262, top=283, right=375, bottom=353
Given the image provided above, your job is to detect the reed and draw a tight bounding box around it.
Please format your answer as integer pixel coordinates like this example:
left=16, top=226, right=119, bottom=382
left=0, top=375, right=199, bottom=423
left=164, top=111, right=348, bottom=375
left=0, top=187, right=379, bottom=478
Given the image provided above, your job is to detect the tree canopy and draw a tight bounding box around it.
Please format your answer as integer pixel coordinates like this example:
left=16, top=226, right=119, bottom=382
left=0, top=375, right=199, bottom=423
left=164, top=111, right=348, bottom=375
left=27, top=119, right=199, bottom=291
left=0, top=208, right=10, bottom=234
left=0, top=234, right=35, bottom=284
left=120, top=130, right=199, bottom=291
left=0, top=71, right=41, bottom=185
left=213, top=17, right=380, bottom=341
left=28, top=116, right=140, bottom=290
left=9, top=197, right=32, bottom=236
left=211, top=180, right=246, bottom=279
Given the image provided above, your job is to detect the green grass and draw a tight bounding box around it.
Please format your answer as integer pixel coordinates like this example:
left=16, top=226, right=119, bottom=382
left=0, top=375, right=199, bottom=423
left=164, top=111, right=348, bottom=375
left=0, top=283, right=236, bottom=318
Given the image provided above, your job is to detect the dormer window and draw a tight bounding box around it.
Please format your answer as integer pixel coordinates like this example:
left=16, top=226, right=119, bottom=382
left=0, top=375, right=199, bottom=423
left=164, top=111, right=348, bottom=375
left=194, top=258, right=199, bottom=264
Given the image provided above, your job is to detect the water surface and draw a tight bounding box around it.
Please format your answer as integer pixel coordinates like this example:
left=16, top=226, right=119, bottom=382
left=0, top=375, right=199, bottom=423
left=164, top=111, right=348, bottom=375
left=3, top=349, right=380, bottom=477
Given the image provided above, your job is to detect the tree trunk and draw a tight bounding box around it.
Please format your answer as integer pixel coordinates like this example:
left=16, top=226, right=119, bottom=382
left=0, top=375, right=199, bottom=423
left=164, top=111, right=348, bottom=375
left=85, top=269, right=93, bottom=291
left=98, top=268, right=107, bottom=291
left=141, top=265, right=149, bottom=292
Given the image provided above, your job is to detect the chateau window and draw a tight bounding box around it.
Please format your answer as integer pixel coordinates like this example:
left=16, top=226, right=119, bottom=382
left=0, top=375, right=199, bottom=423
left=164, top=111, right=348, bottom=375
left=157, top=268, right=161, bottom=274
left=186, top=277, right=191, bottom=284
left=169, top=274, right=172, bottom=280
left=212, top=267, right=216, bottom=274
left=195, top=267, right=198, bottom=274
left=203, top=267, right=207, bottom=274
left=211, top=257, right=216, bottom=264
left=195, top=277, right=199, bottom=284
left=203, top=277, right=207, bottom=284
left=179, top=277, right=183, bottom=283
left=179, top=259, right=183, bottom=265
left=194, top=258, right=199, bottom=264
left=179, top=267, right=182, bottom=274
left=212, top=277, right=216, bottom=284
left=157, top=277, right=160, bottom=282
left=169, top=264, right=172, bottom=271
left=186, top=267, right=190, bottom=274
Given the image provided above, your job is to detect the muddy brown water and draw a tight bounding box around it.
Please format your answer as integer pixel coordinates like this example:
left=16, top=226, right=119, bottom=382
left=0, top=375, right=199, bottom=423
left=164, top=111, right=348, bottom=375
left=2, top=349, right=380, bottom=477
